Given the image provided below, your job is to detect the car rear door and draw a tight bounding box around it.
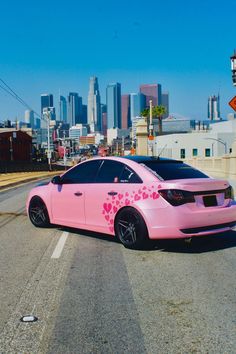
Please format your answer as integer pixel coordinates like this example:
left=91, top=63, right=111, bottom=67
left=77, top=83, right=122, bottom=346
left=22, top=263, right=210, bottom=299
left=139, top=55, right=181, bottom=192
left=85, top=160, right=143, bottom=233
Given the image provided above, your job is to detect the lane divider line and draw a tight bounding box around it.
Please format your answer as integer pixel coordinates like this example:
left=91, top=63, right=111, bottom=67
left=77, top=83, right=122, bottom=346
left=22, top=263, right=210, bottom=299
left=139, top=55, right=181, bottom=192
left=51, top=231, right=69, bottom=259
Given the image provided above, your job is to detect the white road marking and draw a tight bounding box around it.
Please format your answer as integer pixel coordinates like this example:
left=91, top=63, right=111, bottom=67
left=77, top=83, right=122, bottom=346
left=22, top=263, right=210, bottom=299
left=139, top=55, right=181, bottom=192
left=51, top=231, right=69, bottom=259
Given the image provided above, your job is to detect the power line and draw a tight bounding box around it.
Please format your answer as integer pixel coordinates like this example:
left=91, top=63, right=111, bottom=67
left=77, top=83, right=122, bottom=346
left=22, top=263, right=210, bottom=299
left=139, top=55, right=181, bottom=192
left=0, top=78, right=44, bottom=120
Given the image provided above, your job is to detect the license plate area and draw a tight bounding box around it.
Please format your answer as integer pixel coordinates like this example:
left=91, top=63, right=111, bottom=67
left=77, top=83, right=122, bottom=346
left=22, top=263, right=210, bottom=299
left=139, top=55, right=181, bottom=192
left=203, top=195, right=217, bottom=207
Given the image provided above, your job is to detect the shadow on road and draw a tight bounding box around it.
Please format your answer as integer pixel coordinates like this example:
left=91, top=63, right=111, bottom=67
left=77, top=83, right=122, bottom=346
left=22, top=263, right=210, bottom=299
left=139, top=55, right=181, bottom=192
left=149, top=231, right=236, bottom=254
left=59, top=226, right=236, bottom=254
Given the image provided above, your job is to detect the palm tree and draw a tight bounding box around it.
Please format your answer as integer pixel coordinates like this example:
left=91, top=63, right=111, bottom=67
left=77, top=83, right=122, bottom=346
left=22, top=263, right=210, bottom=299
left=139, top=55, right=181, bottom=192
left=141, top=108, right=149, bottom=122
left=141, top=105, right=166, bottom=135
left=152, top=105, right=166, bottom=135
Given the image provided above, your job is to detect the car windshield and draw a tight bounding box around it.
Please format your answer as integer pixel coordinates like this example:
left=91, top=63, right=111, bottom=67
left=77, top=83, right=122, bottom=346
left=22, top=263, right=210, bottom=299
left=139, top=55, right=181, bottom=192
left=140, top=161, right=209, bottom=181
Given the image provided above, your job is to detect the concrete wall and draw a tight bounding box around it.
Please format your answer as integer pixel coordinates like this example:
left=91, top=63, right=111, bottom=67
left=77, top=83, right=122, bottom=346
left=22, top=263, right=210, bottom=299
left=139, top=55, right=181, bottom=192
left=185, top=141, right=236, bottom=179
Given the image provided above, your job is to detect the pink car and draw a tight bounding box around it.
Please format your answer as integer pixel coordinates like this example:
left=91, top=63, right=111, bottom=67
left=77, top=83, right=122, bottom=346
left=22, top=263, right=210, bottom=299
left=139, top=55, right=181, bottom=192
left=27, top=156, right=236, bottom=248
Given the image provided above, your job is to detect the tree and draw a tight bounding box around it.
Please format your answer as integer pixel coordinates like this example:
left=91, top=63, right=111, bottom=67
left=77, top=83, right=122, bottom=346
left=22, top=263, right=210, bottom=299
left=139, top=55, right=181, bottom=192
left=141, top=105, right=167, bottom=135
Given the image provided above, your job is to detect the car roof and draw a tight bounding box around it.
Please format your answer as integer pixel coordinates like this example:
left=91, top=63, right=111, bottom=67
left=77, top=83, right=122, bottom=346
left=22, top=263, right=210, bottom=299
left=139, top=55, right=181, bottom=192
left=122, top=155, right=182, bottom=164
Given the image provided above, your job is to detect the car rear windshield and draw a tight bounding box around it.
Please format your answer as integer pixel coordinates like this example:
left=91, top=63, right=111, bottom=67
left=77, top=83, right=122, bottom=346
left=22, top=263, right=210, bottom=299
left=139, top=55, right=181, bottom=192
left=141, top=161, right=209, bottom=181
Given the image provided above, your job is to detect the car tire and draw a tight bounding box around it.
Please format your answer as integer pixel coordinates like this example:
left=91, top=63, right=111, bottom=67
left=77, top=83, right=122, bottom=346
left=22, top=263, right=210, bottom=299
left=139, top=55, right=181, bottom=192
left=115, top=207, right=148, bottom=249
left=28, top=197, right=50, bottom=228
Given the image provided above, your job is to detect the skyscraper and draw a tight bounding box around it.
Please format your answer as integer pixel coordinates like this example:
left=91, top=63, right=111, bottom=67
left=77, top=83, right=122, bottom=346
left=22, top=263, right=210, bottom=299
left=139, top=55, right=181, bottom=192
left=106, top=83, right=121, bottom=129
left=67, top=92, right=83, bottom=127
left=161, top=92, right=169, bottom=119
left=41, top=94, right=53, bottom=115
left=130, top=93, right=146, bottom=121
left=59, top=96, right=67, bottom=122
left=140, top=84, right=162, bottom=108
left=121, top=94, right=131, bottom=129
left=87, top=76, right=101, bottom=132
left=101, top=104, right=107, bottom=135
left=208, top=95, right=221, bottom=120
left=24, top=110, right=35, bottom=128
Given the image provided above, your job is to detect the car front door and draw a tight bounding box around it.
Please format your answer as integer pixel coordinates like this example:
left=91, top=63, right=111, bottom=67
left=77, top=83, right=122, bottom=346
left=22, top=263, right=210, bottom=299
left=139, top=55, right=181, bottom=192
left=51, top=159, right=102, bottom=227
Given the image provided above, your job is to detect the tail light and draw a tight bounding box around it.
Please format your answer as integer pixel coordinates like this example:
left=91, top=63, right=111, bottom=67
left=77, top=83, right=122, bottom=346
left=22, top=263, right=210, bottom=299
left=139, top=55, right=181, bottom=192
left=225, top=186, right=234, bottom=200
left=159, top=189, right=195, bottom=206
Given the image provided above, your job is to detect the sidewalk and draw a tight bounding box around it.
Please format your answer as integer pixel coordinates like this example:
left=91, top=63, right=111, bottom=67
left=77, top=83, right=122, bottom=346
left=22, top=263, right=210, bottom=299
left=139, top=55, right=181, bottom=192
left=0, top=171, right=59, bottom=190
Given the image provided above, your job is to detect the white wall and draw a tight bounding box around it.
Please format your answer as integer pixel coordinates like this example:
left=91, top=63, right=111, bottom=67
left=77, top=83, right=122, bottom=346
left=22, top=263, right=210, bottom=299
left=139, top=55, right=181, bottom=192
left=152, top=120, right=236, bottom=159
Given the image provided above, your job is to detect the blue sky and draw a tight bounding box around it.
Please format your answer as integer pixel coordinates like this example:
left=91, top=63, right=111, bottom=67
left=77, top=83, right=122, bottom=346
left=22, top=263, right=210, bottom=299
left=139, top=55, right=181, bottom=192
left=0, top=0, right=235, bottom=121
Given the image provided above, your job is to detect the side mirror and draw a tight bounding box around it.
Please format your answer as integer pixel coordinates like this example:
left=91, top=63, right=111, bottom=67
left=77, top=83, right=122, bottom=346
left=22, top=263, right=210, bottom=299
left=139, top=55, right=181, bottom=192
left=51, top=175, right=62, bottom=185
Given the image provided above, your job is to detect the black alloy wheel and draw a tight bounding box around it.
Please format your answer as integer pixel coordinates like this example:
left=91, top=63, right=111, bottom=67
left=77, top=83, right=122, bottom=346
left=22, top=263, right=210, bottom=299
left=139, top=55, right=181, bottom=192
left=29, top=197, right=50, bottom=228
left=115, top=207, right=148, bottom=249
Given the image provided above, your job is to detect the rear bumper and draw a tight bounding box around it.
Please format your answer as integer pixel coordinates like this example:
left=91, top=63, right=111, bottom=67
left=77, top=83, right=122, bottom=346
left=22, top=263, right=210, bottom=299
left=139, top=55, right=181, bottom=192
left=143, top=202, right=236, bottom=239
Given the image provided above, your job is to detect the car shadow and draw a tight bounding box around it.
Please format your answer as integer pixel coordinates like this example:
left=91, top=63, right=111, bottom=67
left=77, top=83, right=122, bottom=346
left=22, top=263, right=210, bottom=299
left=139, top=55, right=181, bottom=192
left=58, top=226, right=236, bottom=254
left=148, top=231, right=236, bottom=254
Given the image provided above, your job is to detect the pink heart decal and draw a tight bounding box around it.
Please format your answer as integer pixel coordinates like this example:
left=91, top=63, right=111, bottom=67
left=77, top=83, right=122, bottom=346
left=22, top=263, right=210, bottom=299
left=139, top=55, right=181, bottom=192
left=143, top=186, right=147, bottom=190
left=116, top=200, right=120, bottom=205
left=118, top=194, right=123, bottom=200
left=125, top=199, right=130, bottom=205
left=109, top=226, right=114, bottom=233
left=152, top=192, right=159, bottom=200
left=125, top=192, right=129, bottom=196
left=113, top=206, right=118, bottom=213
left=142, top=192, right=148, bottom=199
left=134, top=194, right=141, bottom=201
left=105, top=215, right=110, bottom=221
left=103, top=203, right=112, bottom=213
left=110, top=219, right=114, bottom=224
left=158, top=185, right=162, bottom=188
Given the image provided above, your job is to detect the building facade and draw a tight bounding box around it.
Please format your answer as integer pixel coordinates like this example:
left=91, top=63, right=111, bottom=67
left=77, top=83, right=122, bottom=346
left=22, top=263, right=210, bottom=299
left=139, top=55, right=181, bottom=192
left=140, top=84, right=162, bottom=108
left=106, top=83, right=121, bottom=129
left=121, top=94, right=131, bottom=129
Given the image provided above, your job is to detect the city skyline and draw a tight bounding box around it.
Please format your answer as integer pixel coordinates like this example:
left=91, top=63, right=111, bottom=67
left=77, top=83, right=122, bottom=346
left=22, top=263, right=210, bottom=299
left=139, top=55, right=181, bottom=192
left=0, top=0, right=235, bottom=121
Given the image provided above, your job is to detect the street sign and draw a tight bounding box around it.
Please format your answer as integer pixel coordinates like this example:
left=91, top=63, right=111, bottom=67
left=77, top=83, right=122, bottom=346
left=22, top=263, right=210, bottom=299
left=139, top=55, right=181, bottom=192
left=228, top=96, right=236, bottom=111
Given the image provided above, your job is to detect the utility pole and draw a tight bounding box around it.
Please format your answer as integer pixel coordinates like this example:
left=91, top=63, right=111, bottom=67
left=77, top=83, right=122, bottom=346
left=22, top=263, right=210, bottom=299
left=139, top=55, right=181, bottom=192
left=43, top=108, right=52, bottom=171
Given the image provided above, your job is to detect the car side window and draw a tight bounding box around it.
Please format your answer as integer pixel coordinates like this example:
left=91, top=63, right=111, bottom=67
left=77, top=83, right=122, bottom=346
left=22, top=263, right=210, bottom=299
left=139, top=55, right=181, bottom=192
left=95, top=160, right=142, bottom=183
left=61, top=160, right=102, bottom=184
left=120, top=166, right=142, bottom=183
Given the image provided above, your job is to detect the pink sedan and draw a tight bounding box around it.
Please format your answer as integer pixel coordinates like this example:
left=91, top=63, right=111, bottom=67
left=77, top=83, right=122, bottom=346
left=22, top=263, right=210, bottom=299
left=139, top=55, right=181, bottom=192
left=27, top=156, right=236, bottom=248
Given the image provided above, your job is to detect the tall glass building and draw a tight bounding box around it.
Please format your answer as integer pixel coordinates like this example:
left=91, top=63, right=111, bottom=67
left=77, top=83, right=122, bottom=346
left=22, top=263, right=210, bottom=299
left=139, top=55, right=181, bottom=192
left=67, top=92, right=83, bottom=127
left=106, top=83, right=121, bottom=129
left=41, top=94, right=54, bottom=115
left=59, top=96, right=67, bottom=122
left=87, top=76, right=101, bottom=132
left=130, top=93, right=146, bottom=121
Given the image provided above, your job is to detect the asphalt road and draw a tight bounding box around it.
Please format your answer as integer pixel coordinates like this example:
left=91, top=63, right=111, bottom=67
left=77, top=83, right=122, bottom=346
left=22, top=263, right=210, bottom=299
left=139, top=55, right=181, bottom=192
left=0, top=182, right=236, bottom=353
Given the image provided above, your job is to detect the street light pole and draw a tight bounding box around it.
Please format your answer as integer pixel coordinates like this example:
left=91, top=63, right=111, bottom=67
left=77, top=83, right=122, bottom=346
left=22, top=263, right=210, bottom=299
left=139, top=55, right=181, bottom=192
left=149, top=100, right=154, bottom=156
left=204, top=137, right=227, bottom=155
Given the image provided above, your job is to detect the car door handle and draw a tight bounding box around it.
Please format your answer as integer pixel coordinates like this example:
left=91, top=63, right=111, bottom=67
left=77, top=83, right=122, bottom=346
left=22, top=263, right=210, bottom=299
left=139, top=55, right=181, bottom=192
left=108, top=191, right=117, bottom=196
left=74, top=192, right=83, bottom=196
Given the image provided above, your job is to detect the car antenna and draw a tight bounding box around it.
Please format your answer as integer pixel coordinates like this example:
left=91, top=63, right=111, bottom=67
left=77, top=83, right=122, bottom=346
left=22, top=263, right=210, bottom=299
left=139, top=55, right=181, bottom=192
left=157, top=144, right=167, bottom=159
